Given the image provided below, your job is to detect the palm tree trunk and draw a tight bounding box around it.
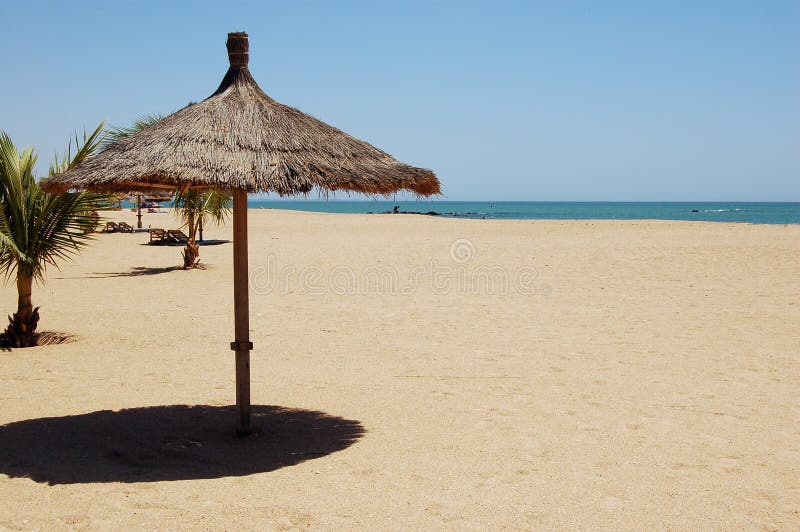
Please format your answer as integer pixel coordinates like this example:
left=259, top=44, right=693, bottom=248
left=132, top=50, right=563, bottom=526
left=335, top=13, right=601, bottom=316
left=5, top=274, right=39, bottom=347
left=183, top=212, right=200, bottom=268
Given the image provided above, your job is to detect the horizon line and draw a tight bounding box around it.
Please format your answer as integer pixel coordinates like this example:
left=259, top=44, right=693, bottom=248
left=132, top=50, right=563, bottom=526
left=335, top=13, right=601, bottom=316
left=247, top=198, right=800, bottom=204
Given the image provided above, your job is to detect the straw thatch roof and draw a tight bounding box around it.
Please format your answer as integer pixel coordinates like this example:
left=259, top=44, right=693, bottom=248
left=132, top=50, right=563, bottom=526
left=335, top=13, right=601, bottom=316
left=42, top=32, right=439, bottom=197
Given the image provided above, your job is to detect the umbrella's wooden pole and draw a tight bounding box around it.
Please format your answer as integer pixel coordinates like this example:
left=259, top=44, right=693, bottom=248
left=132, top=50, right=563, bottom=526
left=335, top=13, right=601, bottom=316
left=232, top=189, right=252, bottom=435
left=136, top=195, right=142, bottom=229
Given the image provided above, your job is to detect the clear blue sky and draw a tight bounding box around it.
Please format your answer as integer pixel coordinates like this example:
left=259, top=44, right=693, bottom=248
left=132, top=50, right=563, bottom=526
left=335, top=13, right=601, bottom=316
left=3, top=0, right=798, bottom=201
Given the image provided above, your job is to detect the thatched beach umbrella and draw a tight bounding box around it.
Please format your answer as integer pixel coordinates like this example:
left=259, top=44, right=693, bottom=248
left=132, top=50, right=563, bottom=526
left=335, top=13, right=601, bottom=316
left=43, top=32, right=439, bottom=434
left=124, top=193, right=171, bottom=228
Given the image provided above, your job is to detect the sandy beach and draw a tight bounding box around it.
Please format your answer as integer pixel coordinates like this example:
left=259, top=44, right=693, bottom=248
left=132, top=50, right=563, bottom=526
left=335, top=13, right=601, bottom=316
left=0, top=208, right=798, bottom=529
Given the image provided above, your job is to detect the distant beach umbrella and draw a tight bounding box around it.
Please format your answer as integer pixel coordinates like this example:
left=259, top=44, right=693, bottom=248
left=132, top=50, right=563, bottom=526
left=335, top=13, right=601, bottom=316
left=42, top=32, right=439, bottom=434
left=143, top=194, right=172, bottom=203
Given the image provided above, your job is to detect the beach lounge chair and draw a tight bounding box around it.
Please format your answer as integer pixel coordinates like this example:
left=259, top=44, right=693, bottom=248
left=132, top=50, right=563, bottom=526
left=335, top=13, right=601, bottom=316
left=117, top=222, right=134, bottom=233
left=167, top=229, right=189, bottom=244
left=102, top=221, right=120, bottom=233
left=149, top=228, right=166, bottom=244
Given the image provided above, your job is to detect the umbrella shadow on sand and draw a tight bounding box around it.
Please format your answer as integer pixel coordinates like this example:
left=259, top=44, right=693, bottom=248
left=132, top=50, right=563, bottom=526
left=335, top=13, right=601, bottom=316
left=0, top=405, right=365, bottom=484
left=138, top=239, right=231, bottom=247
left=55, top=266, right=190, bottom=279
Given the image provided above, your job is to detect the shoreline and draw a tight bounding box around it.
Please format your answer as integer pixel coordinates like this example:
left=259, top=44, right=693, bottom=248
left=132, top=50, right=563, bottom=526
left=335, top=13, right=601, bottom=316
left=254, top=206, right=800, bottom=226
left=119, top=201, right=800, bottom=224
left=124, top=205, right=800, bottom=227
left=248, top=202, right=800, bottom=225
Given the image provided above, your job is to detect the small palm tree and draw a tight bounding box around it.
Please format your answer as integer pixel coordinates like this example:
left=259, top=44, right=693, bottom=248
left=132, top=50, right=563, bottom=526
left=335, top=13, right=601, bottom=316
left=171, top=188, right=231, bottom=268
left=108, top=113, right=232, bottom=268
left=0, top=124, right=107, bottom=347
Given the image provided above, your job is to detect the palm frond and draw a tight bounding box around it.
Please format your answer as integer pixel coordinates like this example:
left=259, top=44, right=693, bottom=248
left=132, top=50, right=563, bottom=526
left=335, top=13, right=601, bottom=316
left=171, top=188, right=232, bottom=239
left=200, top=190, right=233, bottom=225
left=0, top=133, right=38, bottom=280
left=103, top=114, right=164, bottom=148
left=0, top=125, right=106, bottom=284
left=27, top=191, right=105, bottom=281
left=48, top=121, right=106, bottom=177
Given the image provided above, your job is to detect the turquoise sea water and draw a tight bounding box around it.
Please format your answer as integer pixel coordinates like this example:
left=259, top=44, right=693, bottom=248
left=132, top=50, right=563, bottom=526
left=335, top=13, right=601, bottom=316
left=248, top=201, right=800, bottom=225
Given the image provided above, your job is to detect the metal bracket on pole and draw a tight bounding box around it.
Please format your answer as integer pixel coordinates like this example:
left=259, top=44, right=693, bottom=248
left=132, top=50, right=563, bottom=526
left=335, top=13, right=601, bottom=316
left=230, top=341, right=254, bottom=351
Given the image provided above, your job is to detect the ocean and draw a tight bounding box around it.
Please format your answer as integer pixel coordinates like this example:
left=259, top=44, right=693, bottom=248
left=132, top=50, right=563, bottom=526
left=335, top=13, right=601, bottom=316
left=248, top=200, right=800, bottom=225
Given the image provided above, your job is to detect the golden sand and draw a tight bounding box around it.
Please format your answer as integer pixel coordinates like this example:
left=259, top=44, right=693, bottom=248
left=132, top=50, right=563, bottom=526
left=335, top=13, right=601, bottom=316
left=0, top=208, right=798, bottom=529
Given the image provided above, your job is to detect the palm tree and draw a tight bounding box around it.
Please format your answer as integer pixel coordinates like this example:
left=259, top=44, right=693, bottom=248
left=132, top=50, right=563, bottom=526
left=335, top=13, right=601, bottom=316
left=0, top=124, right=107, bottom=347
left=171, top=187, right=231, bottom=268
left=108, top=114, right=232, bottom=268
